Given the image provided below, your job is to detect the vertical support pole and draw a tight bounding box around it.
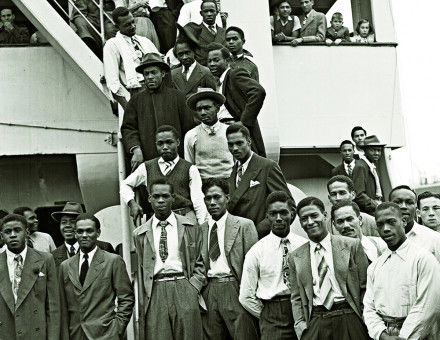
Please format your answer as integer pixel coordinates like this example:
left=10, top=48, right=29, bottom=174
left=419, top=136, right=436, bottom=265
left=99, top=0, right=105, bottom=46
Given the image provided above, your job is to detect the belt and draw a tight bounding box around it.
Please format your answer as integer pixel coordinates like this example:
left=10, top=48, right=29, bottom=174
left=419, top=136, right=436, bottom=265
left=219, top=118, right=238, bottom=124
left=173, top=207, right=192, bottom=216
left=154, top=272, right=185, bottom=282
left=262, top=295, right=291, bottom=303
left=312, top=301, right=354, bottom=318
left=379, top=314, right=406, bottom=329
left=208, top=276, right=236, bottom=283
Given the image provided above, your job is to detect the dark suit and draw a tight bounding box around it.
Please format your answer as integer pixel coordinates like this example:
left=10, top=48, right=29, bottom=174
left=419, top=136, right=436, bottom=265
left=0, top=248, right=60, bottom=340
left=332, top=159, right=379, bottom=215
left=52, top=240, right=115, bottom=269
left=288, top=235, right=369, bottom=339
left=298, top=9, right=326, bottom=42
left=133, top=214, right=206, bottom=340
left=171, top=61, right=217, bottom=98
left=228, top=153, right=292, bottom=236
left=223, top=68, right=266, bottom=157
left=59, top=247, right=134, bottom=340
left=184, top=23, right=226, bottom=66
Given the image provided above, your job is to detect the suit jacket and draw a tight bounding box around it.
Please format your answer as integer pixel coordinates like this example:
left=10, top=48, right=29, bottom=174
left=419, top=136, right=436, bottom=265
left=332, top=159, right=378, bottom=216
left=200, top=213, right=258, bottom=281
left=288, top=235, right=369, bottom=339
left=326, top=26, right=350, bottom=42
left=171, top=61, right=217, bottom=98
left=0, top=248, right=60, bottom=340
left=59, top=247, right=134, bottom=340
left=184, top=22, right=226, bottom=65
left=52, top=240, right=115, bottom=269
left=223, top=68, right=266, bottom=156
left=228, top=153, right=292, bottom=227
left=298, top=9, right=326, bottom=42
left=133, top=214, right=206, bottom=315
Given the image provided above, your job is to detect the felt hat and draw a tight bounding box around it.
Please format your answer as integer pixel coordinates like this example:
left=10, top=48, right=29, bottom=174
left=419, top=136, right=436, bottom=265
left=135, top=53, right=170, bottom=73
left=51, top=202, right=84, bottom=222
left=361, top=135, right=387, bottom=148
left=187, top=87, right=226, bottom=111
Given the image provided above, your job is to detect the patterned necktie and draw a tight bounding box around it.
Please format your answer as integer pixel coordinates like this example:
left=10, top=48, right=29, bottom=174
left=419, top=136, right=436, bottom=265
left=347, top=163, right=353, bottom=176
left=236, top=164, right=243, bottom=188
left=303, top=15, right=308, bottom=26
left=69, top=245, right=76, bottom=258
left=159, top=220, right=168, bottom=262
left=315, top=243, right=335, bottom=310
left=182, top=67, right=189, bottom=81
left=371, top=165, right=383, bottom=198
left=281, top=239, right=290, bottom=289
left=79, top=253, right=89, bottom=285
left=131, top=37, right=144, bottom=59
left=209, top=25, right=216, bottom=35
left=163, top=161, right=173, bottom=176
left=208, top=126, right=216, bottom=135
left=13, top=254, right=23, bottom=300
left=209, top=223, right=220, bottom=262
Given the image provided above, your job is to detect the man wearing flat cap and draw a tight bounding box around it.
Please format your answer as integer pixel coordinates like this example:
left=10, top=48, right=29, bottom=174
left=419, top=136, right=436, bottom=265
left=184, top=87, right=234, bottom=180
left=51, top=202, right=115, bottom=269
left=121, top=52, right=195, bottom=171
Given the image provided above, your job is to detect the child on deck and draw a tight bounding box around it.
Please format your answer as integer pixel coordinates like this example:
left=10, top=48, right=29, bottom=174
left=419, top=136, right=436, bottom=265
left=351, top=19, right=375, bottom=43
left=325, top=12, right=350, bottom=45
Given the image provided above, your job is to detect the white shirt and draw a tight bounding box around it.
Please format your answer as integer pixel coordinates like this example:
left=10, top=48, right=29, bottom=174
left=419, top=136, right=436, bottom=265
left=239, top=232, right=308, bottom=317
left=149, top=0, right=167, bottom=9
left=177, top=0, right=222, bottom=27
left=29, top=231, right=56, bottom=253
left=182, top=61, right=197, bottom=81
left=6, top=246, right=28, bottom=301
left=343, top=159, right=355, bottom=176
left=65, top=242, right=79, bottom=258
left=202, top=21, right=217, bottom=34
left=78, top=246, right=98, bottom=276
left=361, top=236, right=386, bottom=263
left=0, top=245, right=6, bottom=253
left=238, top=152, right=254, bottom=175
left=270, top=15, right=301, bottom=33
left=309, top=234, right=345, bottom=306
left=207, top=212, right=231, bottom=277
left=152, top=213, right=183, bottom=275
left=217, top=68, right=233, bottom=120
left=406, top=222, right=440, bottom=262
left=362, top=158, right=383, bottom=198
left=363, top=239, right=440, bottom=340
left=120, top=156, right=207, bottom=224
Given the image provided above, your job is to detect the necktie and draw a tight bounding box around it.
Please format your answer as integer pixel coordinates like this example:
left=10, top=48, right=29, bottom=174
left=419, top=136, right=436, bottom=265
left=371, top=165, right=383, bottom=198
left=79, top=253, right=89, bottom=285
left=346, top=163, right=353, bottom=176
left=69, top=245, right=76, bottom=258
left=208, top=25, right=216, bottom=35
left=208, top=126, right=216, bottom=135
left=13, top=254, right=23, bottom=300
left=131, top=37, right=143, bottom=59
left=209, top=223, right=220, bottom=262
left=281, top=239, right=290, bottom=289
left=303, top=15, right=308, bottom=26
left=159, top=220, right=168, bottom=262
left=236, top=164, right=243, bottom=188
left=163, top=161, right=173, bottom=175
left=182, top=67, right=189, bottom=81
left=315, top=243, right=335, bottom=310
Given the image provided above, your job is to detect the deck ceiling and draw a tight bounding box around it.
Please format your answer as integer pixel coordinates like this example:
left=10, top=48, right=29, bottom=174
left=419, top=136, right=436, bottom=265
left=269, top=0, right=338, bottom=14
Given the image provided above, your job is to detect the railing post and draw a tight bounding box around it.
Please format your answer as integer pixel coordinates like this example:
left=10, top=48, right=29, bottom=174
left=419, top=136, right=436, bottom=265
left=99, top=0, right=105, bottom=46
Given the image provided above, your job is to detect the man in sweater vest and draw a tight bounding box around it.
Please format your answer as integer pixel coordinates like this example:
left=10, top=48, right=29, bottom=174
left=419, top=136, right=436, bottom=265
left=120, top=125, right=207, bottom=224
left=184, top=88, right=234, bottom=180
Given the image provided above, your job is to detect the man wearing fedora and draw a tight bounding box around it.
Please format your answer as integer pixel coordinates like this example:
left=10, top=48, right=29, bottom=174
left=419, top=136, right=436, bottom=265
left=51, top=202, right=115, bottom=269
left=121, top=52, right=195, bottom=172
left=184, top=87, right=234, bottom=180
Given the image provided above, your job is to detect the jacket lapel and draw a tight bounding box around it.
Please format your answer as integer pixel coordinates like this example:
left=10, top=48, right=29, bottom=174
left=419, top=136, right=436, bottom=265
left=81, top=247, right=105, bottom=292
left=295, top=244, right=313, bottom=311
left=173, top=68, right=187, bottom=93
left=301, top=10, right=316, bottom=30
left=221, top=69, right=230, bottom=95
left=186, top=63, right=204, bottom=93
left=0, top=252, right=15, bottom=314
left=229, top=156, right=262, bottom=210
left=201, top=222, right=209, bottom=270
left=224, top=215, right=239, bottom=256
left=67, top=253, right=82, bottom=291
left=331, top=236, right=349, bottom=297
left=15, top=248, right=44, bottom=309
left=55, top=244, right=68, bottom=264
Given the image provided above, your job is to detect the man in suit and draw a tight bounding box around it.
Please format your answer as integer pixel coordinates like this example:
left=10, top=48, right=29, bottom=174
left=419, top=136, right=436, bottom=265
left=226, top=123, right=292, bottom=238
left=331, top=200, right=387, bottom=263
left=291, top=0, right=326, bottom=46
left=326, top=175, right=379, bottom=237
left=59, top=213, right=134, bottom=340
left=183, top=0, right=226, bottom=66
left=51, top=202, right=115, bottom=269
left=240, top=191, right=308, bottom=339
left=289, top=197, right=370, bottom=340
left=133, top=178, right=206, bottom=340
left=332, top=140, right=379, bottom=216
left=0, top=214, right=60, bottom=339
left=200, top=178, right=259, bottom=339
left=171, top=39, right=217, bottom=99
left=207, top=44, right=266, bottom=157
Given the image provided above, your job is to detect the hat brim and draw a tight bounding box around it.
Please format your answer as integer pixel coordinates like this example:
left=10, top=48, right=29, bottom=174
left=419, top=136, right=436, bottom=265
left=176, top=23, right=201, bottom=48
left=51, top=211, right=81, bottom=222
left=187, top=91, right=226, bottom=111
left=135, top=61, right=170, bottom=74
left=361, top=143, right=387, bottom=148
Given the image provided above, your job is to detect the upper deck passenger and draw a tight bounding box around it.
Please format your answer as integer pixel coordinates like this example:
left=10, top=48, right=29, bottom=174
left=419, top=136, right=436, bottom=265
left=291, top=0, right=326, bottom=46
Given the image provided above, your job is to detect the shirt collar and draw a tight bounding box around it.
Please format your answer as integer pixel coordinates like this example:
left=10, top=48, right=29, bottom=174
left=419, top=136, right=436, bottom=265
left=6, top=246, right=27, bottom=263
left=208, top=211, right=228, bottom=228
left=65, top=242, right=79, bottom=252
left=267, top=231, right=294, bottom=247
left=382, top=238, right=410, bottom=261
left=203, top=22, right=216, bottom=32
left=158, top=155, right=179, bottom=165
left=183, top=61, right=196, bottom=74
left=344, top=159, right=355, bottom=167
left=79, top=245, right=98, bottom=260
left=153, top=212, right=177, bottom=229
left=276, top=15, right=293, bottom=22
left=310, top=233, right=331, bottom=251
left=219, top=67, right=231, bottom=84
left=237, top=151, right=253, bottom=169
left=201, top=120, right=221, bottom=133
left=406, top=222, right=421, bottom=236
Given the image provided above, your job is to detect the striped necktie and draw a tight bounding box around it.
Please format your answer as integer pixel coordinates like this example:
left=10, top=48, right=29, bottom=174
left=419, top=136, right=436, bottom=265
left=69, top=245, right=76, bottom=258
left=281, top=238, right=290, bottom=288
left=209, top=223, right=220, bottom=262
left=315, top=243, right=335, bottom=310
left=13, top=254, right=23, bottom=301
left=163, top=161, right=173, bottom=175
left=159, top=220, right=168, bottom=262
left=236, top=164, right=243, bottom=188
left=346, top=163, right=353, bottom=176
left=208, top=25, right=216, bottom=35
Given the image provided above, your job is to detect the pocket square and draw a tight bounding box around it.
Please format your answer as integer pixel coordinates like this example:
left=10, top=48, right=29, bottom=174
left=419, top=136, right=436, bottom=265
left=250, top=180, right=260, bottom=188
left=38, top=272, right=45, bottom=277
